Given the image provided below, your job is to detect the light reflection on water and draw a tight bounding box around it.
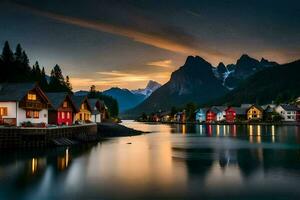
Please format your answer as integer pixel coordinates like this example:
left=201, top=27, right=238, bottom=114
left=0, top=121, right=300, bottom=200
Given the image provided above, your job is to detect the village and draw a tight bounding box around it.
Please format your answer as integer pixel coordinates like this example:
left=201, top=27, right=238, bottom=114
left=142, top=99, right=300, bottom=124
left=0, top=83, right=108, bottom=127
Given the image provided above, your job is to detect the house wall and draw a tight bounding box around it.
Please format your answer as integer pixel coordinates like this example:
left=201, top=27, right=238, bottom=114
left=91, top=114, right=101, bottom=123
left=206, top=111, right=216, bottom=122
left=0, top=102, right=17, bottom=125
left=17, top=103, right=48, bottom=126
left=275, top=106, right=297, bottom=121
left=247, top=107, right=263, bottom=120
left=216, top=111, right=226, bottom=121
left=225, top=108, right=236, bottom=122
left=196, top=110, right=206, bottom=122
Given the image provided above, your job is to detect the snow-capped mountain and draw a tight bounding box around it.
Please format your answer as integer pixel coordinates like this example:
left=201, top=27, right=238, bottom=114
left=131, top=80, right=161, bottom=98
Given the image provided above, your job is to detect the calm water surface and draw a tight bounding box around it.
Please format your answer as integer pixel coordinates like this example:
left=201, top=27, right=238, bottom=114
left=1, top=121, right=300, bottom=200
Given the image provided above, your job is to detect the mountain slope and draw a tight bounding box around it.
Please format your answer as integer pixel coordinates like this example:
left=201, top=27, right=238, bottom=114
left=132, top=80, right=161, bottom=97
left=213, top=60, right=300, bottom=105
left=125, top=56, right=228, bottom=116
left=103, top=87, right=145, bottom=112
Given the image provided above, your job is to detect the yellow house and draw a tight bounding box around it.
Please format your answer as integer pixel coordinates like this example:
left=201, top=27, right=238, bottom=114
left=247, top=105, right=263, bottom=120
left=71, top=96, right=92, bottom=122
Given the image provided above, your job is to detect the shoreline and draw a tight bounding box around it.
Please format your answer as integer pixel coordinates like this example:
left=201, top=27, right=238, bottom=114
left=136, top=120, right=300, bottom=126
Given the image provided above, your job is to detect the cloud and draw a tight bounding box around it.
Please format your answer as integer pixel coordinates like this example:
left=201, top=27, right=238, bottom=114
left=147, top=60, right=173, bottom=68
left=12, top=2, right=224, bottom=58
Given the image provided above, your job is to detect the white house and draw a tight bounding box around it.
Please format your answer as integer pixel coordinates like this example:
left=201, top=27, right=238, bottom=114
left=0, top=83, right=51, bottom=126
left=212, top=106, right=227, bottom=121
left=88, top=98, right=102, bottom=123
left=275, top=104, right=300, bottom=122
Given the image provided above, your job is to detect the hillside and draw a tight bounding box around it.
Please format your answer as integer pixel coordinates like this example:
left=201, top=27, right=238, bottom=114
left=212, top=60, right=300, bottom=105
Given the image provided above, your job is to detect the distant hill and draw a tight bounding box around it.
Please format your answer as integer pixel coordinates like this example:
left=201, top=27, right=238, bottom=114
left=124, top=56, right=228, bottom=117
left=103, top=87, right=145, bottom=112
left=212, top=60, right=300, bottom=105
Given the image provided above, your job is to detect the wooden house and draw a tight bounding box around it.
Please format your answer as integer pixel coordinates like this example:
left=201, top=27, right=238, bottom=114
left=71, top=95, right=92, bottom=123
left=206, top=108, right=217, bottom=123
left=0, top=83, right=51, bottom=126
left=247, top=105, right=263, bottom=120
left=225, top=107, right=236, bottom=123
left=175, top=111, right=186, bottom=123
left=46, top=92, right=76, bottom=125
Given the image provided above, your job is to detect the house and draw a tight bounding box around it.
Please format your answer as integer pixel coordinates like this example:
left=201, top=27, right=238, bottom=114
left=88, top=98, right=102, bottom=123
left=234, top=107, right=248, bottom=121
left=175, top=111, right=186, bottom=123
left=206, top=108, right=217, bottom=123
left=262, top=105, right=276, bottom=121
left=99, top=100, right=108, bottom=121
left=275, top=104, right=300, bottom=122
left=212, top=106, right=227, bottom=121
left=195, top=108, right=208, bottom=123
left=159, top=111, right=171, bottom=122
left=247, top=105, right=263, bottom=120
left=0, top=83, right=51, bottom=126
left=225, top=106, right=236, bottom=123
left=71, top=95, right=92, bottom=123
left=296, top=97, right=300, bottom=106
left=46, top=92, right=76, bottom=125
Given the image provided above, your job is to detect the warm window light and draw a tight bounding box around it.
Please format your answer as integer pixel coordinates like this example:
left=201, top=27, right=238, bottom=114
left=28, top=93, right=37, bottom=100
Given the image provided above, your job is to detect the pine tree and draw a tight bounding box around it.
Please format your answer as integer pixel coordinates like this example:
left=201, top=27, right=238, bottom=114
left=1, top=41, right=14, bottom=63
left=65, top=76, right=72, bottom=91
left=0, top=41, right=14, bottom=82
left=40, top=67, right=48, bottom=90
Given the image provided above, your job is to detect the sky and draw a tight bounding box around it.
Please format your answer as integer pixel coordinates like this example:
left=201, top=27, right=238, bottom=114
left=0, top=0, right=299, bottom=91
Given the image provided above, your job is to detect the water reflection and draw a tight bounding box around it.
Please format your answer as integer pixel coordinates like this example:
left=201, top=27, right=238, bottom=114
left=0, top=121, right=300, bottom=199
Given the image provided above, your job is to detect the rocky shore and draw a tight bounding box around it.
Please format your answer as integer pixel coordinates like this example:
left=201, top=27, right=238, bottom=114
left=97, top=122, right=147, bottom=137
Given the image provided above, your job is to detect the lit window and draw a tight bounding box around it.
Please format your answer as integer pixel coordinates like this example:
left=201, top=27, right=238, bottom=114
left=67, top=112, right=70, bottom=119
left=27, top=93, right=37, bottom=100
left=63, top=101, right=68, bottom=108
left=33, top=111, right=39, bottom=118
left=62, top=112, right=65, bottom=119
left=26, top=110, right=32, bottom=118
left=0, top=107, right=7, bottom=116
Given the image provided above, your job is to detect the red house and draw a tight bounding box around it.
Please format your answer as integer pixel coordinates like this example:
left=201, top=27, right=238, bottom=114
left=206, top=108, right=217, bottom=123
left=46, top=93, right=76, bottom=125
left=225, top=107, right=236, bottom=123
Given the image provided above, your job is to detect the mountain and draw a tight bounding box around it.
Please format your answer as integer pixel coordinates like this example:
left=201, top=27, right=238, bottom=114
left=220, top=54, right=278, bottom=89
left=103, top=87, right=145, bottom=112
left=212, top=60, right=300, bottom=105
left=132, top=80, right=161, bottom=97
left=124, top=56, right=228, bottom=117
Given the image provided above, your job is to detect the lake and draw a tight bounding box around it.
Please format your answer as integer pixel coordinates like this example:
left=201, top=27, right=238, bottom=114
left=1, top=121, right=300, bottom=200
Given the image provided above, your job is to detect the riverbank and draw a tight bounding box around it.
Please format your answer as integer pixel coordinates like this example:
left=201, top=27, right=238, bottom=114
left=137, top=120, right=300, bottom=126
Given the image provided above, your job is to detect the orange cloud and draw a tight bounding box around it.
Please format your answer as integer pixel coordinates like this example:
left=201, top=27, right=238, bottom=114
left=147, top=60, right=173, bottom=68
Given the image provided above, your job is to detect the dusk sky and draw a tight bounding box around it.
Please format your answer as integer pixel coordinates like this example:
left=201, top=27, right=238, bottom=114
left=0, top=0, right=299, bottom=91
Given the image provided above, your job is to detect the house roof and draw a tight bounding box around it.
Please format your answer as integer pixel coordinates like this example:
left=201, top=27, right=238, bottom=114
left=88, top=98, right=99, bottom=108
left=0, top=83, right=37, bottom=101
left=232, top=107, right=247, bottom=115
left=248, top=104, right=264, bottom=112
left=279, top=104, right=300, bottom=111
left=195, top=108, right=209, bottom=113
left=71, top=95, right=92, bottom=111
left=46, top=92, right=69, bottom=110
left=212, top=106, right=227, bottom=112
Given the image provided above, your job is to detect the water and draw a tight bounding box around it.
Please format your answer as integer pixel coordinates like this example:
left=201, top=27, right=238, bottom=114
left=1, top=121, right=300, bottom=200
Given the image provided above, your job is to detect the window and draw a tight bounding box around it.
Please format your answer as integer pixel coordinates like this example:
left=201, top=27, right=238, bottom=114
left=26, top=110, right=39, bottom=118
left=62, top=112, right=65, bottom=119
left=27, top=93, right=37, bottom=101
left=33, top=111, right=39, bottom=118
left=0, top=107, right=7, bottom=116
left=63, top=101, right=68, bottom=108
left=67, top=112, right=70, bottom=119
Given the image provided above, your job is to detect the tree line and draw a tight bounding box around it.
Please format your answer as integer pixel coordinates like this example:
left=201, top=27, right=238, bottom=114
left=0, top=41, right=72, bottom=92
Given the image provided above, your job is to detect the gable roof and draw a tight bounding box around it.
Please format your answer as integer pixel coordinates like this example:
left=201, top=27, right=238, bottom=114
left=71, top=95, right=92, bottom=111
left=279, top=104, right=300, bottom=111
left=46, top=92, right=76, bottom=110
left=195, top=108, right=209, bottom=113
left=232, top=107, right=247, bottom=115
left=0, top=83, right=37, bottom=101
left=247, top=104, right=263, bottom=112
